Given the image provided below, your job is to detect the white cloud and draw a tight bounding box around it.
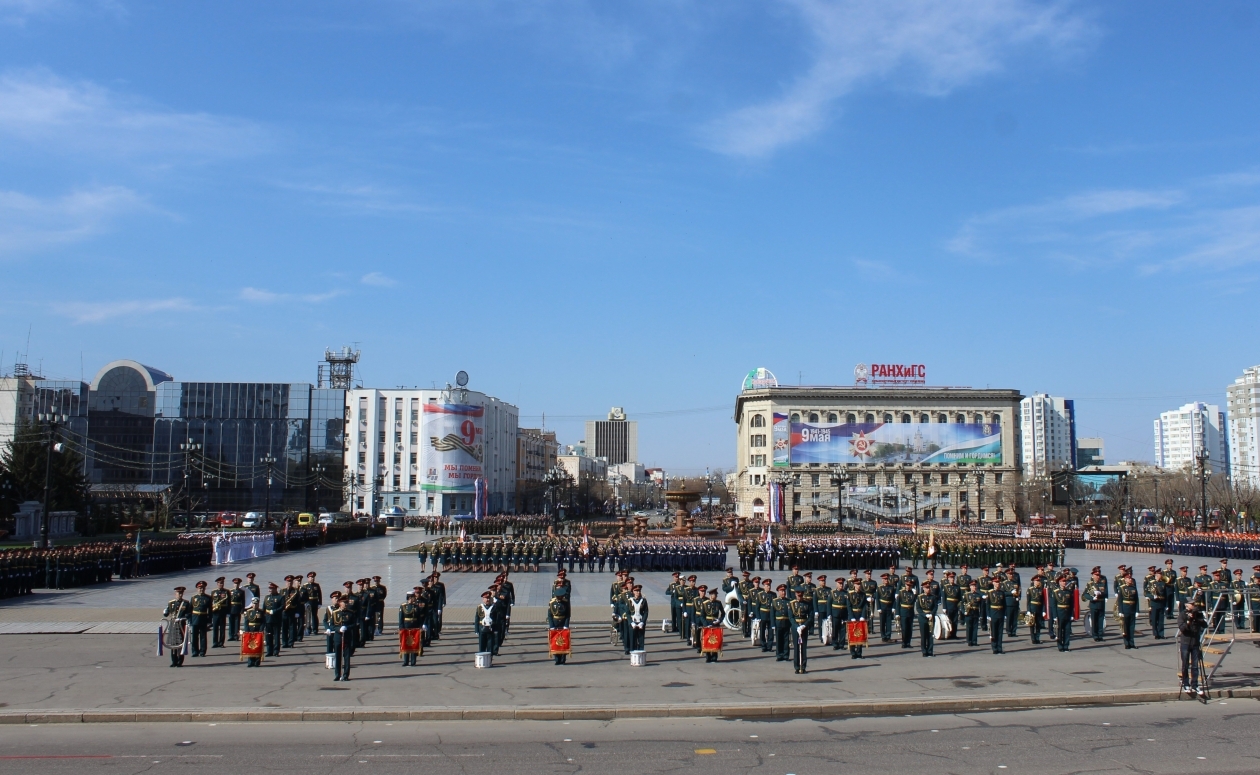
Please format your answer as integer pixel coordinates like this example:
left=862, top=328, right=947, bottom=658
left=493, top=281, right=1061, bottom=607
left=52, top=297, right=195, bottom=324
left=0, top=68, right=266, bottom=159
left=239, top=287, right=345, bottom=304
left=360, top=271, right=397, bottom=287
left=948, top=174, right=1260, bottom=273
left=0, top=185, right=147, bottom=254
left=0, top=0, right=123, bottom=25
left=704, top=0, right=1095, bottom=157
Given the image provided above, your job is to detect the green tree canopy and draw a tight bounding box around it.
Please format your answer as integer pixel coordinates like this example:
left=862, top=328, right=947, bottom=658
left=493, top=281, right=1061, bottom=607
left=0, top=420, right=88, bottom=513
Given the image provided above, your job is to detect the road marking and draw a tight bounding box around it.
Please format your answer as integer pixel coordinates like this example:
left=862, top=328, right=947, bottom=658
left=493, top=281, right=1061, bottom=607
left=0, top=756, right=112, bottom=760
left=695, top=749, right=717, bottom=755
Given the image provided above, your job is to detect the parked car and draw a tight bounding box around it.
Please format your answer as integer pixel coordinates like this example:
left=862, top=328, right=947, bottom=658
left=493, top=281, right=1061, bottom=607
left=297, top=512, right=315, bottom=526
left=241, top=512, right=263, bottom=529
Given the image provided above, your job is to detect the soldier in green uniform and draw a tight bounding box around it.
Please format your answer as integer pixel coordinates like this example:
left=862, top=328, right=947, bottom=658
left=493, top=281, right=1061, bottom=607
left=876, top=573, right=896, bottom=642
left=626, top=585, right=648, bottom=653
left=1081, top=567, right=1107, bottom=641
left=240, top=598, right=264, bottom=667
left=1117, top=575, right=1140, bottom=649
left=846, top=580, right=869, bottom=659
left=756, top=578, right=774, bottom=652
left=829, top=577, right=848, bottom=650
left=398, top=592, right=422, bottom=666
left=915, top=580, right=938, bottom=657
left=771, top=584, right=791, bottom=661
left=302, top=572, right=323, bottom=637
left=897, top=577, right=917, bottom=649
left=700, top=588, right=724, bottom=662
left=162, top=586, right=191, bottom=668
left=189, top=580, right=211, bottom=657
left=941, top=571, right=961, bottom=640
left=976, top=567, right=993, bottom=632
left=228, top=577, right=245, bottom=642
left=325, top=594, right=352, bottom=681
left=1026, top=576, right=1045, bottom=644
left=210, top=577, right=231, bottom=649
left=812, top=575, right=832, bottom=645
left=986, top=577, right=1006, bottom=654
left=963, top=581, right=984, bottom=646
left=681, top=575, right=699, bottom=645
left=1231, top=569, right=1247, bottom=630
left=547, top=592, right=570, bottom=665
left=1051, top=576, right=1074, bottom=652
left=262, top=582, right=285, bottom=657
left=789, top=587, right=813, bottom=673
left=1002, top=570, right=1021, bottom=639
left=244, top=572, right=261, bottom=606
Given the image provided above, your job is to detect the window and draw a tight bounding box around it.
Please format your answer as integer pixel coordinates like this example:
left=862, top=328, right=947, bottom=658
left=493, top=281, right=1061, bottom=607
left=847, top=413, right=856, bottom=424
left=938, top=414, right=947, bottom=423
left=923, top=473, right=933, bottom=484
left=865, top=413, right=875, bottom=424
left=811, top=473, right=820, bottom=486
left=356, top=496, right=364, bottom=509
left=357, top=473, right=365, bottom=485
left=792, top=473, right=801, bottom=485
left=409, top=474, right=417, bottom=487
left=379, top=431, right=386, bottom=443
left=377, top=452, right=385, bottom=464
left=792, top=510, right=801, bottom=520
left=410, top=452, right=417, bottom=465
left=991, top=414, right=1001, bottom=425
left=409, top=496, right=417, bottom=508
left=867, top=474, right=876, bottom=485
left=956, top=414, right=965, bottom=423
left=885, top=474, right=894, bottom=485
left=977, top=473, right=985, bottom=485
left=827, top=413, right=837, bottom=423
left=979, top=509, right=987, bottom=521
left=791, top=413, right=800, bottom=422
left=808, top=412, right=819, bottom=423
left=941, top=509, right=949, bottom=520
left=994, top=472, right=1003, bottom=484
left=750, top=434, right=767, bottom=447
left=358, top=451, right=366, bottom=464
left=904, top=473, right=913, bottom=485
left=750, top=414, right=766, bottom=428
left=392, top=475, right=401, bottom=488
left=395, top=431, right=402, bottom=443
left=996, top=508, right=1004, bottom=520
left=941, top=473, right=950, bottom=485
left=750, top=454, right=766, bottom=466
left=792, top=492, right=801, bottom=505
left=883, top=413, right=893, bottom=423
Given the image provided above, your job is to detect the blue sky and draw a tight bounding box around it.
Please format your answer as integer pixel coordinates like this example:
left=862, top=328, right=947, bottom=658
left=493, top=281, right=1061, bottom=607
left=2, top=1, right=1259, bottom=473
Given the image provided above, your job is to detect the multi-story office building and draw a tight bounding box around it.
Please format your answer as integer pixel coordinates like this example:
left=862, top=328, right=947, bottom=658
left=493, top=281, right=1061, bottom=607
left=734, top=385, right=1023, bottom=524
left=1227, top=366, right=1260, bottom=487
left=1019, top=393, right=1076, bottom=476
left=1, top=365, right=91, bottom=461
left=345, top=387, right=517, bottom=516
left=515, top=427, right=558, bottom=512
left=1076, top=437, right=1104, bottom=467
left=584, top=407, right=637, bottom=465
left=1154, top=401, right=1228, bottom=474
left=557, top=453, right=608, bottom=485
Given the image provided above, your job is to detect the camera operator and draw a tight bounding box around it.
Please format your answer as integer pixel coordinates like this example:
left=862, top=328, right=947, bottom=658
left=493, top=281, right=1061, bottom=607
left=1177, top=600, right=1208, bottom=698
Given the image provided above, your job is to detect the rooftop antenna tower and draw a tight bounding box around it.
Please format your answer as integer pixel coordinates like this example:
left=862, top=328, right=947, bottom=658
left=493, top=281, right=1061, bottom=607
left=319, top=346, right=361, bottom=389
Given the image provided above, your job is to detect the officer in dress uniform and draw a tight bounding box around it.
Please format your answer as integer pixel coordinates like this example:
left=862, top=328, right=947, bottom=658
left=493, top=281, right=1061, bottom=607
left=986, top=579, right=1006, bottom=654
left=398, top=593, right=422, bottom=666
left=626, top=585, right=648, bottom=654
left=1052, top=577, right=1074, bottom=652
left=771, top=584, right=791, bottom=661
left=209, top=577, right=231, bottom=649
left=325, top=595, right=352, bottom=681
left=897, top=577, right=917, bottom=649
left=964, top=581, right=984, bottom=647
left=700, top=588, right=723, bottom=662
left=228, top=578, right=245, bottom=642
left=846, top=580, right=869, bottom=659
left=189, top=581, right=212, bottom=657
left=1027, top=576, right=1045, bottom=644
left=915, top=581, right=939, bottom=657
left=756, top=579, right=774, bottom=652
left=547, top=592, right=570, bottom=665
left=877, top=573, right=896, bottom=642
left=244, top=572, right=261, bottom=606
left=1082, top=567, right=1107, bottom=641
left=240, top=598, right=264, bottom=668
left=941, top=571, right=962, bottom=640
left=829, top=578, right=848, bottom=651
left=262, top=582, right=285, bottom=657
left=163, top=586, right=191, bottom=668
left=302, top=572, right=323, bottom=636
left=1118, top=575, right=1140, bottom=649
left=475, top=591, right=497, bottom=654
left=789, top=587, right=813, bottom=673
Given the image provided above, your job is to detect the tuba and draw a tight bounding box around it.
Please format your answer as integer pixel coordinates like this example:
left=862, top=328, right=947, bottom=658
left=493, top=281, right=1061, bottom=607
left=722, top=588, right=742, bottom=630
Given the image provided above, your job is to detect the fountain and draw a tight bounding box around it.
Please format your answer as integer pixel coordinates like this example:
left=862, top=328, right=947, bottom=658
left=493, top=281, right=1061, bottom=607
left=664, top=489, right=699, bottom=535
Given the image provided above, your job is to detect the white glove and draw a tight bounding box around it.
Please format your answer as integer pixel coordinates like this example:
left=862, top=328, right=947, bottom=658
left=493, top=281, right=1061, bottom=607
left=339, top=626, right=346, bottom=632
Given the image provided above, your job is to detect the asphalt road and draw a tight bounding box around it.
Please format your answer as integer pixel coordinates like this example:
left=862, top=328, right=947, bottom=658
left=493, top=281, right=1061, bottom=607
left=1, top=701, right=1257, bottom=775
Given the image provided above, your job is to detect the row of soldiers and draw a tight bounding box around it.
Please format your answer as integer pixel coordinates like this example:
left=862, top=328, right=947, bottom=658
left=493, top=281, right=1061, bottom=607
left=1165, top=532, right=1260, bottom=561
left=418, top=537, right=727, bottom=575
left=736, top=537, right=902, bottom=572
left=1, top=538, right=214, bottom=599
left=896, top=536, right=1067, bottom=569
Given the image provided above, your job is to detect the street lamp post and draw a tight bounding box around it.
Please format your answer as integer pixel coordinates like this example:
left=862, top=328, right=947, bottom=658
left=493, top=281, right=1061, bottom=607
left=772, top=470, right=792, bottom=536
left=180, top=439, right=203, bottom=528
left=37, top=412, right=67, bottom=549
left=829, top=466, right=849, bottom=526
left=1196, top=447, right=1211, bottom=529
left=911, top=483, right=919, bottom=532
left=261, top=453, right=276, bottom=527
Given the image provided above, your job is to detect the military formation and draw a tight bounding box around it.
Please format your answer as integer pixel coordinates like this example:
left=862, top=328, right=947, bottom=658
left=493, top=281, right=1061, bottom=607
left=419, top=536, right=726, bottom=574
left=731, top=535, right=1065, bottom=572
left=2, top=538, right=213, bottom=598
left=1165, top=531, right=1260, bottom=561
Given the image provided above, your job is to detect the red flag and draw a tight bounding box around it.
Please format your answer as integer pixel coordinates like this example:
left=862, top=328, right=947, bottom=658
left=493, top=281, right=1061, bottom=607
left=846, top=620, right=868, bottom=647
left=700, top=626, right=724, bottom=654
left=549, top=628, right=571, bottom=655
left=399, top=629, right=423, bottom=656
left=240, top=631, right=265, bottom=661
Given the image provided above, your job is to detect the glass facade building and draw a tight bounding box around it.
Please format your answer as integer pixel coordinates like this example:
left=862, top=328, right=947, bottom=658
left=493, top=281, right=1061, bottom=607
left=151, top=382, right=346, bottom=513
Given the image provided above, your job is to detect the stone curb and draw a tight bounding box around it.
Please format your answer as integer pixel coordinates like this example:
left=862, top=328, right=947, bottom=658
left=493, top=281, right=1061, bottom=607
left=1, top=687, right=1255, bottom=724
